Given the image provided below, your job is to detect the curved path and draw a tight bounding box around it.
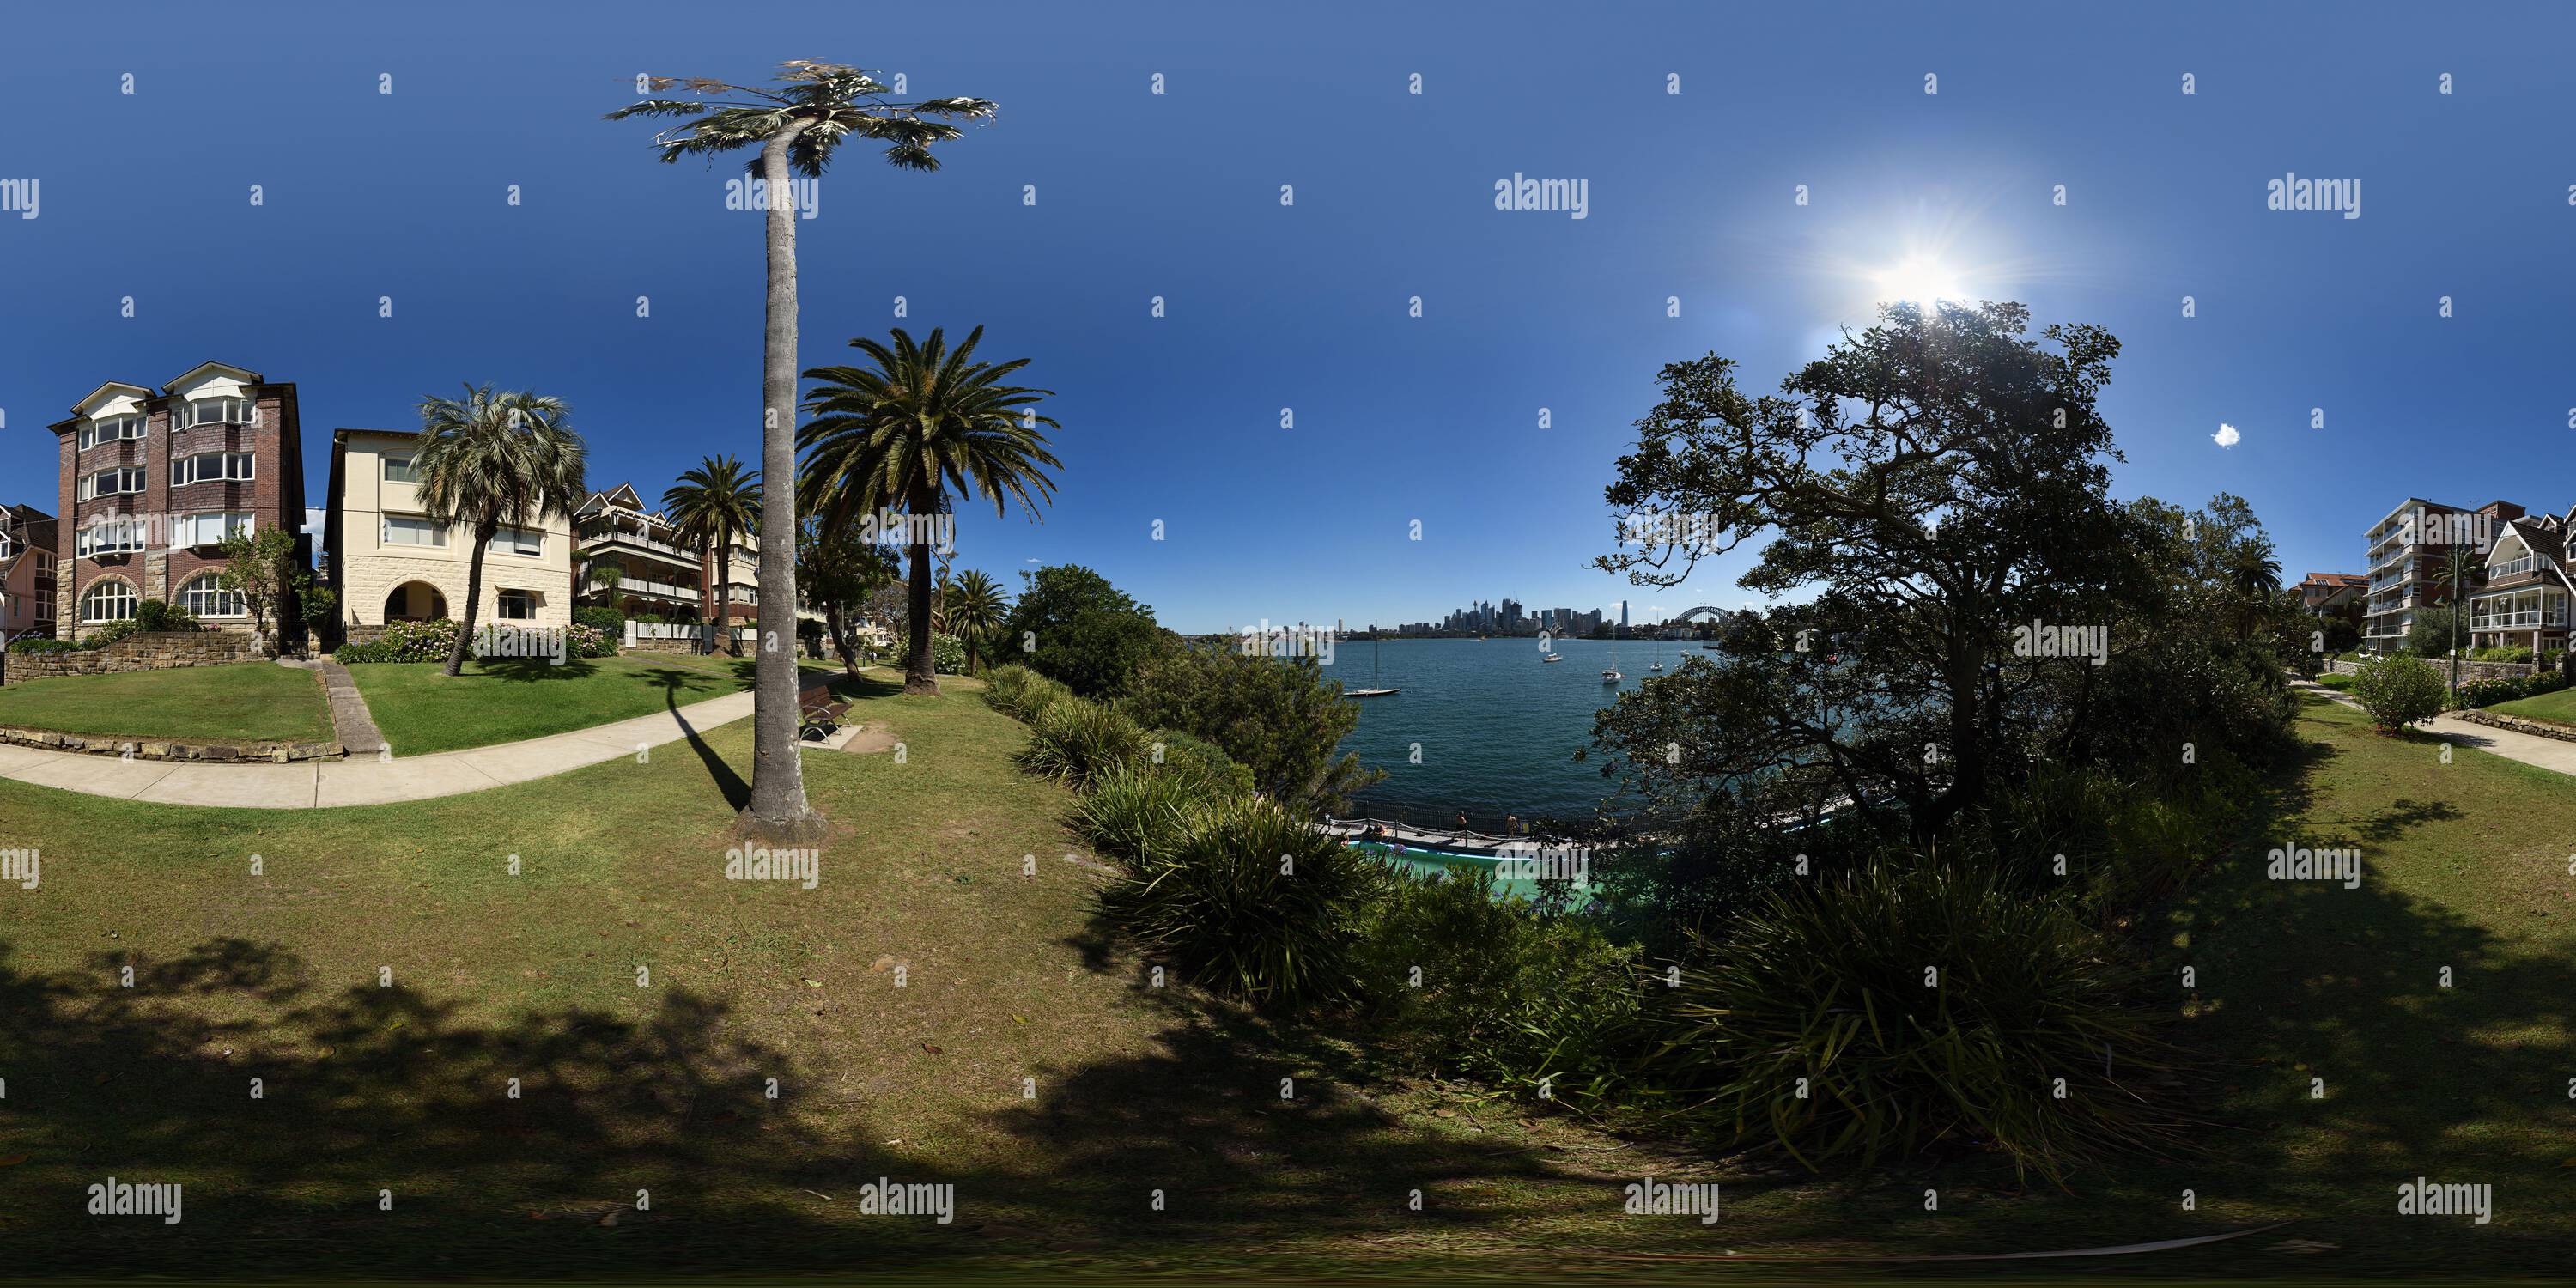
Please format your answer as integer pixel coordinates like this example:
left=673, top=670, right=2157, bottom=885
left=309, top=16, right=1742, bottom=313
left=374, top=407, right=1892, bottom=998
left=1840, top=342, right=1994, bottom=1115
left=0, top=690, right=758, bottom=809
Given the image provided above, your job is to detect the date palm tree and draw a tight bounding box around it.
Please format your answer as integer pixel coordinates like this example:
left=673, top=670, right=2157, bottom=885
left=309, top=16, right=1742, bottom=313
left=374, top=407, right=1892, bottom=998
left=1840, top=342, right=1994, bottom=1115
left=413, top=386, right=587, bottom=678
left=799, top=325, right=1060, bottom=695
left=2433, top=544, right=2487, bottom=690
left=943, top=568, right=1009, bottom=672
left=607, top=60, right=995, bottom=835
left=664, top=455, right=762, bottom=657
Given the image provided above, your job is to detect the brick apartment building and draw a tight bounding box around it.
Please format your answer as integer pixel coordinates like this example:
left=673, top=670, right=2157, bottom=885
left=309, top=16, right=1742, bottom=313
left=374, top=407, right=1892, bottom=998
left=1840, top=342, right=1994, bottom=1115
left=43, top=362, right=307, bottom=640
left=0, top=502, right=58, bottom=641
left=2360, top=496, right=2518, bottom=654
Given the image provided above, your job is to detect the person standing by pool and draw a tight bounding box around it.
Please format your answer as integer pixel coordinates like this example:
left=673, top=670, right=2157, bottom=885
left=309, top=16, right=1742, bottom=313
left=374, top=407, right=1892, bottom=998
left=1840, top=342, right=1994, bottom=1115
left=1504, top=813, right=1520, bottom=835
left=1455, top=811, right=1471, bottom=838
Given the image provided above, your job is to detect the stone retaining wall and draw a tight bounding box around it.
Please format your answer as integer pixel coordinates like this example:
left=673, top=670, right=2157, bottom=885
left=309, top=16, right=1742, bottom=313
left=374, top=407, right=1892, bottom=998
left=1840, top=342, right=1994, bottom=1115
left=2450, top=708, right=2576, bottom=743
left=0, top=629, right=264, bottom=685
left=0, top=724, right=342, bottom=763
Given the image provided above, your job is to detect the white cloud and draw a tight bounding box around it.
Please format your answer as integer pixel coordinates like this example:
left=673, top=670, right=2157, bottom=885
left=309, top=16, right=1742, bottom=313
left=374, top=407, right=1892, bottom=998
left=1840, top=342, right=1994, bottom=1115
left=2213, top=422, right=2241, bottom=448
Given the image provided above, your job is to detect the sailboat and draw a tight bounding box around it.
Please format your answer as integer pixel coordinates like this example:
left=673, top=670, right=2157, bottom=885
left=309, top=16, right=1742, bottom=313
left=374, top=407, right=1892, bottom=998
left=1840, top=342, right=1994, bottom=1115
left=1346, top=625, right=1400, bottom=698
left=1601, top=626, right=1623, bottom=683
left=1649, top=639, right=1663, bottom=672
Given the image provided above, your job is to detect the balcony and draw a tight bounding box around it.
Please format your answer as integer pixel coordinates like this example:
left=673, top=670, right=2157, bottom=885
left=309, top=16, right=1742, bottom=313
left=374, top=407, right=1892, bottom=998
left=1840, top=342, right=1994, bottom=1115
left=615, top=576, right=702, bottom=601
left=2473, top=610, right=2568, bottom=629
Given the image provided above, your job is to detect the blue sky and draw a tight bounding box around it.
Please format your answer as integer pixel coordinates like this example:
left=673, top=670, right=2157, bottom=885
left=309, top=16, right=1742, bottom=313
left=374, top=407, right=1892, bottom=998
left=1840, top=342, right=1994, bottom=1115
left=5, top=1, right=2574, bottom=632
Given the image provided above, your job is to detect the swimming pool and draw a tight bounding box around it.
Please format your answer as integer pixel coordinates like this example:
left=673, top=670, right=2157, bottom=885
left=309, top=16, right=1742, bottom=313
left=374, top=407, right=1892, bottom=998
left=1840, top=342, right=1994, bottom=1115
left=1344, top=839, right=1597, bottom=907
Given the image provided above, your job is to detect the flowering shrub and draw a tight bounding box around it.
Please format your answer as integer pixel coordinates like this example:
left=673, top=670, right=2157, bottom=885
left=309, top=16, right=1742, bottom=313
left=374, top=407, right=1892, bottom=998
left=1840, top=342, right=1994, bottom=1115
left=335, top=618, right=459, bottom=664
left=2455, top=671, right=2571, bottom=710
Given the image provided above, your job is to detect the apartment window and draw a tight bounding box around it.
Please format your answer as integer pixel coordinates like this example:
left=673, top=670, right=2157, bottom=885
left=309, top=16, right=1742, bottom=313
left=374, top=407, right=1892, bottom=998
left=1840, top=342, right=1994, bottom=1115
left=76, top=466, right=146, bottom=501
left=174, top=572, right=246, bottom=617
left=33, top=590, right=52, bottom=621
left=77, top=415, right=146, bottom=451
left=382, top=514, right=448, bottom=547
left=172, top=512, right=254, bottom=547
left=79, top=580, right=137, bottom=623
left=178, top=396, right=256, bottom=428
left=497, top=589, right=537, bottom=620
left=172, top=452, right=256, bottom=486
left=74, top=518, right=148, bottom=557
left=383, top=453, right=419, bottom=484
left=495, top=525, right=544, bottom=556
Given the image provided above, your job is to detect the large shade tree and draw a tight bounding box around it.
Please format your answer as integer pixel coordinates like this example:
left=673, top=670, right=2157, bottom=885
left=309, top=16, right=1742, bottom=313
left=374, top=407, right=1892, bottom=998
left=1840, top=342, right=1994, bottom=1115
left=412, top=386, right=588, bottom=677
left=1592, top=301, right=2132, bottom=840
left=607, top=60, right=995, bottom=834
left=799, top=325, right=1060, bottom=695
left=663, top=454, right=762, bottom=656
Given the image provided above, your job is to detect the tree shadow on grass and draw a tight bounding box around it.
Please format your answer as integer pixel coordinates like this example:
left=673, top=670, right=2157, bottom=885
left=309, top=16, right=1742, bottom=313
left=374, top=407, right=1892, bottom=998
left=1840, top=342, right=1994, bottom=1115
left=461, top=658, right=602, bottom=683
left=0, top=933, right=1690, bottom=1279
left=633, top=665, right=750, bottom=811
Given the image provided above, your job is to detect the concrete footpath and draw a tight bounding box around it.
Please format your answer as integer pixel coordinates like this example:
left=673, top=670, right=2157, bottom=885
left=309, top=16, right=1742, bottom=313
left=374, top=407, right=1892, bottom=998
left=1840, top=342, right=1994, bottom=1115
left=0, top=690, right=758, bottom=810
left=2292, top=677, right=2576, bottom=777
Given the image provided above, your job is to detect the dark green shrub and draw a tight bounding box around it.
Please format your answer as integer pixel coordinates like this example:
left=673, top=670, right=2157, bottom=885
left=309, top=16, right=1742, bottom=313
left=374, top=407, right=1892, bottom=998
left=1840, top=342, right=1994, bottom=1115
left=2350, top=654, right=2445, bottom=732
left=1070, top=763, right=1213, bottom=866
left=133, top=599, right=197, bottom=632
left=1014, top=696, right=1151, bottom=792
left=1355, top=866, right=1648, bottom=1107
left=1102, top=794, right=1391, bottom=1009
left=76, top=620, right=140, bottom=650
left=895, top=631, right=968, bottom=677
left=1649, top=861, right=2178, bottom=1180
left=7, top=636, right=74, bottom=654
left=1145, top=729, right=1257, bottom=798
left=574, top=605, right=625, bottom=636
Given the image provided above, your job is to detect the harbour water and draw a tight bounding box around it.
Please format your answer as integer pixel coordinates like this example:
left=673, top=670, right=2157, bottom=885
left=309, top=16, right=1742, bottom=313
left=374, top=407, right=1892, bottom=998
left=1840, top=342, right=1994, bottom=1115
left=1324, top=635, right=1691, bottom=829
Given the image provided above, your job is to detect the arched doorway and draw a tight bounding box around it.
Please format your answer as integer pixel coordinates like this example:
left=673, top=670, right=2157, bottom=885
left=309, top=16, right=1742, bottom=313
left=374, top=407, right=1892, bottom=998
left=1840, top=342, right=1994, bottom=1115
left=385, top=581, right=447, bottom=623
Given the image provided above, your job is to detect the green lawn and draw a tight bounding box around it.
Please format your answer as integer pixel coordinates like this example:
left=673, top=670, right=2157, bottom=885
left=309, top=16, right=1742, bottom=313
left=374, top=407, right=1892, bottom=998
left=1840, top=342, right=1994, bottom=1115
left=2, top=689, right=2573, bottom=1278
left=0, top=659, right=333, bottom=743
left=2486, top=683, right=2576, bottom=724
left=345, top=652, right=772, bottom=755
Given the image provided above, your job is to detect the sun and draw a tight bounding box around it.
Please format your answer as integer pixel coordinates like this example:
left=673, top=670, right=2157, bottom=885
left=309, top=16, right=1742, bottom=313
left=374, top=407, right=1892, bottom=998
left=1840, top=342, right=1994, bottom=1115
left=1875, top=257, right=1965, bottom=307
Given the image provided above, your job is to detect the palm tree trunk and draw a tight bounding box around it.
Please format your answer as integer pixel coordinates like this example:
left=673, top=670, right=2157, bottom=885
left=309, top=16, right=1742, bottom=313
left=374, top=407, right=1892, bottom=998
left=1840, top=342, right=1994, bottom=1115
left=746, top=118, right=820, bottom=835
left=905, top=537, right=937, bottom=695
left=444, top=524, right=493, bottom=677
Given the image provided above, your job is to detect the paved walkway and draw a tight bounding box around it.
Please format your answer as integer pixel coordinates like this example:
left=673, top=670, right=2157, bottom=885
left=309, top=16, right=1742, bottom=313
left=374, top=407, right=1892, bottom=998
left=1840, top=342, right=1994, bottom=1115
left=2292, top=677, right=2576, bottom=777
left=0, top=690, right=757, bottom=809
left=280, top=658, right=389, bottom=755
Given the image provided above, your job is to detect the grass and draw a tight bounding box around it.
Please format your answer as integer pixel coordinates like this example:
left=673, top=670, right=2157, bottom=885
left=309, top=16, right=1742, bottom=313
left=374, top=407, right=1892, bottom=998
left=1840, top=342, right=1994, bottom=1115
left=2, top=689, right=2573, bottom=1278
left=346, top=652, right=770, bottom=755
left=0, top=660, right=333, bottom=743
left=2485, top=683, right=2576, bottom=724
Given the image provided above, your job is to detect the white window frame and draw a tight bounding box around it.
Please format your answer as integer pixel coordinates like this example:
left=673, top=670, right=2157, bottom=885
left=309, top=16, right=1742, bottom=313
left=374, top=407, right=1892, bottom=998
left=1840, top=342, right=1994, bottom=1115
left=173, top=512, right=254, bottom=548
left=174, top=572, right=246, bottom=618
left=77, top=414, right=146, bottom=451
left=382, top=453, right=419, bottom=484
left=173, top=452, right=255, bottom=486
left=382, top=513, right=449, bottom=548
left=74, top=517, right=149, bottom=557
left=79, top=580, right=138, bottom=623
left=496, top=525, right=544, bottom=556
left=76, top=466, right=146, bottom=501
left=497, top=588, right=538, bottom=620
left=178, top=396, right=257, bottom=429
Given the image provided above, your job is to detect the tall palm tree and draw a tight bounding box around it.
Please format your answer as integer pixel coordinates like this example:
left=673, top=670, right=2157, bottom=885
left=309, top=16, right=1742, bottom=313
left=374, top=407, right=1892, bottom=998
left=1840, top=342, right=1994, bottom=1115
left=664, top=455, right=762, bottom=657
left=2226, top=537, right=2284, bottom=639
left=2433, top=544, right=2487, bottom=690
left=608, top=61, right=995, bottom=835
left=943, top=568, right=1009, bottom=672
left=414, top=386, right=587, bottom=678
left=799, top=326, right=1061, bottom=695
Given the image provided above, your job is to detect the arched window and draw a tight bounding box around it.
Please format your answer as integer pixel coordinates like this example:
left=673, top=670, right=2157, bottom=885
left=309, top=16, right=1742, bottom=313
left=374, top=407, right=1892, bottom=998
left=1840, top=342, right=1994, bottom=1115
left=175, top=572, right=246, bottom=618
left=80, top=579, right=137, bottom=623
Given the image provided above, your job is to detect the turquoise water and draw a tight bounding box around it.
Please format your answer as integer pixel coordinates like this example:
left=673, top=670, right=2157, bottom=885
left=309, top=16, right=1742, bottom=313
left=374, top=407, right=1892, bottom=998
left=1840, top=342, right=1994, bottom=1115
left=1347, top=840, right=1599, bottom=907
left=1324, top=635, right=1692, bottom=829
